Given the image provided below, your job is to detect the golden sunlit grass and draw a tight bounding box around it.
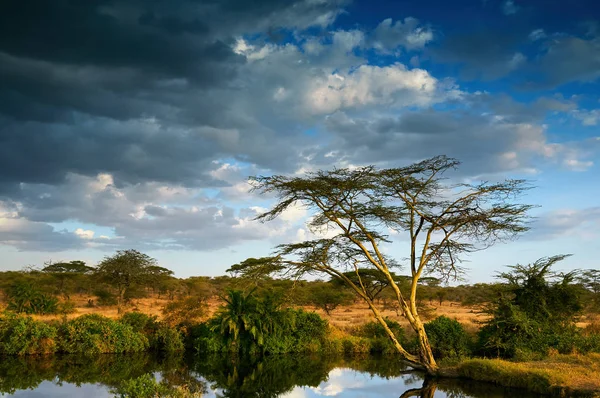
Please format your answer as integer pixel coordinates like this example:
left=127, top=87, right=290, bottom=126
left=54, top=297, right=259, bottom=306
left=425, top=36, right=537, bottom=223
left=455, top=352, right=600, bottom=397
left=12, top=294, right=486, bottom=328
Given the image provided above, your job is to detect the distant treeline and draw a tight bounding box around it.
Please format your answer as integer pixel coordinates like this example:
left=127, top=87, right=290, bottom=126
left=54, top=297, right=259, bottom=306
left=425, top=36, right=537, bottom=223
left=1, top=250, right=599, bottom=318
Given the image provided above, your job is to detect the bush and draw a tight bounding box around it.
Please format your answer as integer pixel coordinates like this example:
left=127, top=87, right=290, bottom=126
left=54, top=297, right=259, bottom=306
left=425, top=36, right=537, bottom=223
left=59, top=314, right=149, bottom=355
left=6, top=282, right=58, bottom=315
left=192, top=322, right=226, bottom=353
left=152, top=326, right=185, bottom=353
left=93, top=288, right=118, bottom=306
left=0, top=312, right=58, bottom=355
left=58, top=301, right=77, bottom=315
left=424, top=316, right=471, bottom=359
left=340, top=336, right=371, bottom=354
left=355, top=318, right=405, bottom=355
left=161, top=296, right=207, bottom=327
left=120, top=312, right=158, bottom=334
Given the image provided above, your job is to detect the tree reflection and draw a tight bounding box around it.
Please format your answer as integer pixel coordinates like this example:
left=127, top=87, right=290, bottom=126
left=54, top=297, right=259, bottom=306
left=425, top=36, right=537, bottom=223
left=0, top=353, right=541, bottom=397
left=399, top=377, right=437, bottom=398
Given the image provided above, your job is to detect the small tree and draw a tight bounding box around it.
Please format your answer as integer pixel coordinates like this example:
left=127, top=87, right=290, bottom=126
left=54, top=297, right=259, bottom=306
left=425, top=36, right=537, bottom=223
left=329, top=268, right=400, bottom=302
left=42, top=260, right=94, bottom=299
left=478, top=255, right=583, bottom=357
left=236, top=156, right=532, bottom=373
left=309, top=282, right=353, bottom=315
left=95, top=250, right=160, bottom=312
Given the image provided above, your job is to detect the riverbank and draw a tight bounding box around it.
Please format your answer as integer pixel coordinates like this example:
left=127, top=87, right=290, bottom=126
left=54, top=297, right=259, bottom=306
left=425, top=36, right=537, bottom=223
left=443, top=353, right=600, bottom=397
left=3, top=311, right=600, bottom=396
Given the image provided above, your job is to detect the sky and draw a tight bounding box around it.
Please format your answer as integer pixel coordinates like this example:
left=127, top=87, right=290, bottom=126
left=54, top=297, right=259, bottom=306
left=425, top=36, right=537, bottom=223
left=0, top=0, right=599, bottom=282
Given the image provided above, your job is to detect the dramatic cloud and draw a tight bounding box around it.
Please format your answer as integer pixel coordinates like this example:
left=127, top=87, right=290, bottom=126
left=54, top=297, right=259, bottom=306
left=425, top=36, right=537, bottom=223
left=0, top=0, right=598, bottom=260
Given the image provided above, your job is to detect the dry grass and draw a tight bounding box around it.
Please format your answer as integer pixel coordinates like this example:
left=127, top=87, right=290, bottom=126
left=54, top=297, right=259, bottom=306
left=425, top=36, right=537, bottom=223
left=5, top=294, right=485, bottom=331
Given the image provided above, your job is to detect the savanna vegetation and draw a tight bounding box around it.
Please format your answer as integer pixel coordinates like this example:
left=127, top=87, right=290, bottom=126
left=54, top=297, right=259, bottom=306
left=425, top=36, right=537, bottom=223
left=1, top=157, right=600, bottom=396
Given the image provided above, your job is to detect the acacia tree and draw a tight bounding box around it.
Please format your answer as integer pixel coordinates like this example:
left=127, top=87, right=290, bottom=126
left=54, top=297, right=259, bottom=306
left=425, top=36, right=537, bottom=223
left=329, top=268, right=401, bottom=302
left=42, top=260, right=94, bottom=299
left=95, top=249, right=159, bottom=312
left=235, top=156, right=532, bottom=373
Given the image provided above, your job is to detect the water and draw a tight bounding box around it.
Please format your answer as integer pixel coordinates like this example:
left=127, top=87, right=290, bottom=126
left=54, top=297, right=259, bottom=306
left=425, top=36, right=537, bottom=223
left=0, top=353, right=542, bottom=397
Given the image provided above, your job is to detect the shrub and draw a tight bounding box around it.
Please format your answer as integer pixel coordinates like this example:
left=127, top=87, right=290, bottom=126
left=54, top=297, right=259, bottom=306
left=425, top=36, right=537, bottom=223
left=341, top=336, right=371, bottom=354
left=161, top=296, right=207, bottom=327
left=93, top=288, right=118, bottom=306
left=59, top=314, right=149, bottom=355
left=58, top=301, right=77, bottom=315
left=192, top=322, right=226, bottom=353
left=120, top=312, right=158, bottom=334
left=6, top=282, right=58, bottom=315
left=424, top=316, right=471, bottom=359
left=358, top=318, right=405, bottom=340
left=0, top=312, right=58, bottom=355
left=356, top=318, right=405, bottom=354
left=152, top=326, right=185, bottom=353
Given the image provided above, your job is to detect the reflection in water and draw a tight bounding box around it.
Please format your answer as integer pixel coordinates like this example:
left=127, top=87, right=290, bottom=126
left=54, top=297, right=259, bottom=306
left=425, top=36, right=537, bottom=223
left=0, top=353, right=542, bottom=397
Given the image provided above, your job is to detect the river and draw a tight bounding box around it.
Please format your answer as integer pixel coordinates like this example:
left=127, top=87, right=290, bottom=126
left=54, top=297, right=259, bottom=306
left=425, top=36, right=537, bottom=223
left=0, top=353, right=542, bottom=397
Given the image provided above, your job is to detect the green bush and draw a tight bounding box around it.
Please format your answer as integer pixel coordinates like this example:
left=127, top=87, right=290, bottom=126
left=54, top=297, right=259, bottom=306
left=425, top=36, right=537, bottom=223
left=59, top=314, right=149, bottom=355
left=93, top=288, right=118, bottom=306
left=6, top=282, right=58, bottom=315
left=194, top=309, right=331, bottom=355
left=152, top=326, right=185, bottom=353
left=0, top=312, right=58, bottom=355
left=355, top=318, right=405, bottom=354
left=120, top=312, right=158, bottom=334
left=191, top=322, right=226, bottom=353
left=424, top=316, right=471, bottom=359
left=341, top=336, right=371, bottom=354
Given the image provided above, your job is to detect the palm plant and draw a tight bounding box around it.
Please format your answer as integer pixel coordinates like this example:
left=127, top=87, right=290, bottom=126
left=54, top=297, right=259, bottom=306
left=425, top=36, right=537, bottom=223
left=213, top=289, right=265, bottom=352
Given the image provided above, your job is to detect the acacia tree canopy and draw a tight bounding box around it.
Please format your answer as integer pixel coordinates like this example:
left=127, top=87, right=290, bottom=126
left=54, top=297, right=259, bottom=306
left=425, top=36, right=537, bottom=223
left=236, top=155, right=533, bottom=373
left=95, top=249, right=161, bottom=310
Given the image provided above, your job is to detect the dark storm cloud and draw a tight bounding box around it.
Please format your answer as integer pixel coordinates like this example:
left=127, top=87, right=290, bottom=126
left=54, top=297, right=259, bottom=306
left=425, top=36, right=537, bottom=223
left=0, top=0, right=345, bottom=193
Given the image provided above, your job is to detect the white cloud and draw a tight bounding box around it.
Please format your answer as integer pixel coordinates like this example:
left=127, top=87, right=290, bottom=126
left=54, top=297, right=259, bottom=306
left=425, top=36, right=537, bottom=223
left=74, top=228, right=95, bottom=239
left=305, top=64, right=439, bottom=114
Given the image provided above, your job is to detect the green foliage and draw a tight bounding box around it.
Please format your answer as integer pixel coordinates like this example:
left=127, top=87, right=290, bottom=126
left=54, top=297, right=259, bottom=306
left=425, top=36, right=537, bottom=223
left=95, top=249, right=164, bottom=308
left=196, top=295, right=330, bottom=355
left=478, top=255, right=585, bottom=358
left=0, top=312, right=58, bottom=355
left=59, top=314, right=149, bottom=355
left=161, top=296, right=207, bottom=327
left=93, top=288, right=118, bottom=306
left=152, top=326, right=185, bottom=353
left=120, top=312, right=158, bottom=333
left=355, top=318, right=405, bottom=354
left=212, top=289, right=265, bottom=353
left=6, top=282, right=58, bottom=315
left=424, top=316, right=471, bottom=359
left=308, top=282, right=353, bottom=315
left=358, top=318, right=405, bottom=340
